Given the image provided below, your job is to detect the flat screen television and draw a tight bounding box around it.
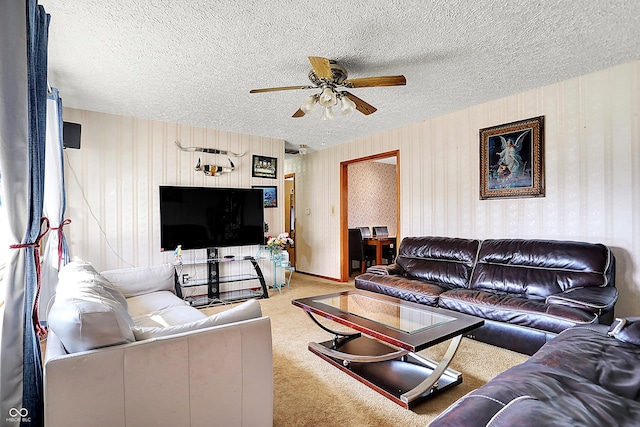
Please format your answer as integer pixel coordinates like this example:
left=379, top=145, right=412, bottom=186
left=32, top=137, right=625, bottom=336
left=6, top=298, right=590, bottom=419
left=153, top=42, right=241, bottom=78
left=159, top=186, right=265, bottom=251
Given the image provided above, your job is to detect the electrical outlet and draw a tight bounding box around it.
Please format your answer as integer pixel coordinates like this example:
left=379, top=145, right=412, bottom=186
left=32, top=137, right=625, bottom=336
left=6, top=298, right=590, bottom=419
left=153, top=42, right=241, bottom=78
left=182, top=274, right=189, bottom=284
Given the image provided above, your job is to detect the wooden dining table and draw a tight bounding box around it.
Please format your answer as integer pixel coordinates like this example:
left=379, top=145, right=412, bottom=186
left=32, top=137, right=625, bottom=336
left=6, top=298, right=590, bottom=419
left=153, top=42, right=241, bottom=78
left=363, top=236, right=396, bottom=265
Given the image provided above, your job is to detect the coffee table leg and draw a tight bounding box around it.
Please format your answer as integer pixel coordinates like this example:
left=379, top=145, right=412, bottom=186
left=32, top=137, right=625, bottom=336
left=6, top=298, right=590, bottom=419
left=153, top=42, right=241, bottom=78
left=305, top=311, right=411, bottom=363
left=308, top=341, right=410, bottom=364
left=400, top=334, right=463, bottom=404
left=305, top=312, right=360, bottom=340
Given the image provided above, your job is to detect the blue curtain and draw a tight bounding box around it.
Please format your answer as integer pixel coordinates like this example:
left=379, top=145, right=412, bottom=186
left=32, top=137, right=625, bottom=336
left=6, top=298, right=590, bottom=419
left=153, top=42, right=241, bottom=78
left=22, top=3, right=50, bottom=426
left=0, top=1, right=49, bottom=426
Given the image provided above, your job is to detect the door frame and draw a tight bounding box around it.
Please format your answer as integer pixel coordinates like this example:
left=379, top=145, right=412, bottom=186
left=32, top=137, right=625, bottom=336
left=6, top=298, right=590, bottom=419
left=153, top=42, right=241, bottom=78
left=284, top=173, right=295, bottom=266
left=340, top=150, right=400, bottom=282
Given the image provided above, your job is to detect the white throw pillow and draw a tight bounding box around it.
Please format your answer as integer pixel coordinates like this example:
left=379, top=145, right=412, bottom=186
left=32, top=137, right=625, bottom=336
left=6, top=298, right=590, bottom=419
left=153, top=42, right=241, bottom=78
left=101, top=264, right=175, bottom=297
left=49, top=261, right=135, bottom=353
left=57, top=260, right=129, bottom=309
left=132, top=299, right=262, bottom=340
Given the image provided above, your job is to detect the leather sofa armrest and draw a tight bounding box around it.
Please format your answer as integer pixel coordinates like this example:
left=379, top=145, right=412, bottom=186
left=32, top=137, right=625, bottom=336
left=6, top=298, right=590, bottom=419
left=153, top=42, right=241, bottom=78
left=45, top=316, right=273, bottom=427
left=365, top=263, right=403, bottom=275
left=546, top=286, right=618, bottom=314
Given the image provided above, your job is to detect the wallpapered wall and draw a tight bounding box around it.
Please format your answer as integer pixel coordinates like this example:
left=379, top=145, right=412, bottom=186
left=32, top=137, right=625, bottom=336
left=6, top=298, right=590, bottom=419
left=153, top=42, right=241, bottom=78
left=348, top=161, right=397, bottom=236
left=285, top=60, right=640, bottom=318
left=60, top=108, right=286, bottom=274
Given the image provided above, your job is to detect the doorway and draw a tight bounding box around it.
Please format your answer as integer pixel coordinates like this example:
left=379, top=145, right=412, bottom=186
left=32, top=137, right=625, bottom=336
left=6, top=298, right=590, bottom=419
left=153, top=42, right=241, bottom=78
left=340, top=150, right=400, bottom=281
left=284, top=173, right=296, bottom=267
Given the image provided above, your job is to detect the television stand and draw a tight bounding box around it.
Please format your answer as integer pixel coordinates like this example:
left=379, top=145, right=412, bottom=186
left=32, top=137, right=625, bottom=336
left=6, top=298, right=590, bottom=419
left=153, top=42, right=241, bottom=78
left=175, top=247, right=269, bottom=307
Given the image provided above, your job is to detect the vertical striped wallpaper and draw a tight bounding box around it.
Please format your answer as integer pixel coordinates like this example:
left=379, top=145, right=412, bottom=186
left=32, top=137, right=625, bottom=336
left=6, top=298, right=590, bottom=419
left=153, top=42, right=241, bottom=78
left=61, top=109, right=286, bottom=287
left=286, top=60, right=640, bottom=317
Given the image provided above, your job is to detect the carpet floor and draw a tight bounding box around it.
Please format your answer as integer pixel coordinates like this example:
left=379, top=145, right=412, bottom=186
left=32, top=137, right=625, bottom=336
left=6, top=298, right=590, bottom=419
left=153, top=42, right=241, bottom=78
left=203, top=274, right=529, bottom=427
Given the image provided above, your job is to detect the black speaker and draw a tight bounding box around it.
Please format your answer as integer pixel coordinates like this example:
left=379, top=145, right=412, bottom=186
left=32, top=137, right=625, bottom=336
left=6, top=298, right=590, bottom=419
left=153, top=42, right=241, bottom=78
left=63, top=121, right=81, bottom=149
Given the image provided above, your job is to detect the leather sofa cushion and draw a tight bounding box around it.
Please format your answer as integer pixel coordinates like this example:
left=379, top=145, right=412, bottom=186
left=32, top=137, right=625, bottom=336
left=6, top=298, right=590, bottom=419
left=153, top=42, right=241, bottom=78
left=131, top=299, right=262, bottom=340
left=395, top=236, right=480, bottom=289
left=438, top=289, right=596, bottom=334
left=430, top=326, right=640, bottom=426
left=101, top=263, right=175, bottom=297
left=48, top=261, right=135, bottom=353
left=546, top=285, right=618, bottom=313
left=127, top=291, right=206, bottom=327
left=470, top=239, right=612, bottom=299
left=126, top=290, right=196, bottom=318
left=355, top=273, right=446, bottom=306
left=608, top=317, right=640, bottom=345
left=532, top=325, right=640, bottom=399
left=132, top=304, right=207, bottom=328
left=436, top=365, right=640, bottom=426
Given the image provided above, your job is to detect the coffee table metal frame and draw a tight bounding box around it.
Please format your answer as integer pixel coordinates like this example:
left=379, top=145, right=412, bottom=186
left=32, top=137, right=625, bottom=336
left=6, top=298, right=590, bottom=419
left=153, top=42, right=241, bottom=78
left=292, top=289, right=484, bottom=409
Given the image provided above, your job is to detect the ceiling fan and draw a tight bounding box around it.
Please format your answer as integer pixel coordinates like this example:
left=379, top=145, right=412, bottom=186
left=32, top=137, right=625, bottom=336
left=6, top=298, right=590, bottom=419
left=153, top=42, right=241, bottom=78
left=250, top=56, right=406, bottom=120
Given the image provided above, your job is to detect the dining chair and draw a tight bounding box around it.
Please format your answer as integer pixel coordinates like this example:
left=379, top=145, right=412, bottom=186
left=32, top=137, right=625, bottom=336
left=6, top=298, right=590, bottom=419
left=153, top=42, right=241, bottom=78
left=358, top=227, right=376, bottom=260
left=358, top=226, right=372, bottom=238
left=373, top=226, right=395, bottom=264
left=372, top=226, right=389, bottom=237
left=348, top=228, right=375, bottom=275
left=356, top=227, right=376, bottom=265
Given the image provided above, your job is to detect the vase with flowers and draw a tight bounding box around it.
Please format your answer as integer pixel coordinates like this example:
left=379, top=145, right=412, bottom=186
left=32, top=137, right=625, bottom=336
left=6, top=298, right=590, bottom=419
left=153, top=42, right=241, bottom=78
left=266, top=232, right=294, bottom=260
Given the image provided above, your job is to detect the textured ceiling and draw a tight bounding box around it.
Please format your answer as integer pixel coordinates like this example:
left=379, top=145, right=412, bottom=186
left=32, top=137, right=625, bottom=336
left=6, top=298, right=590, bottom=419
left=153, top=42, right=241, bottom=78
left=40, top=0, right=640, bottom=154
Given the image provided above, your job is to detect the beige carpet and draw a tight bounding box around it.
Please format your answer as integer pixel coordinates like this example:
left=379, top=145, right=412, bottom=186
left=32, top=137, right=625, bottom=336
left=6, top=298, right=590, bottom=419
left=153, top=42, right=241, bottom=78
left=203, top=274, right=529, bottom=427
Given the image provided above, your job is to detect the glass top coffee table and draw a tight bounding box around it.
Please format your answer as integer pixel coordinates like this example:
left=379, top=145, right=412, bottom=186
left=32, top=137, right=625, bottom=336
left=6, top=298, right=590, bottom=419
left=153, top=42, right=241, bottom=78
left=292, top=289, right=484, bottom=409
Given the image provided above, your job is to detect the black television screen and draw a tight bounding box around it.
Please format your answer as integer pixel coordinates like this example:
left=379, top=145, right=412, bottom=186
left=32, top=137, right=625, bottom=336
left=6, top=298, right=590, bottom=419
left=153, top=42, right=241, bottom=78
left=159, top=186, right=265, bottom=251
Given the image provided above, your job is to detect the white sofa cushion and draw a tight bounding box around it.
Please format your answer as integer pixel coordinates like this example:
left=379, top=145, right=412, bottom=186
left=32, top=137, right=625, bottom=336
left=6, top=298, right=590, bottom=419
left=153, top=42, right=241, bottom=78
left=48, top=261, right=135, bottom=353
left=126, top=290, right=193, bottom=318
left=56, top=261, right=130, bottom=309
left=133, top=305, right=208, bottom=328
left=131, top=299, right=262, bottom=340
left=101, top=263, right=175, bottom=297
left=126, top=290, right=207, bottom=327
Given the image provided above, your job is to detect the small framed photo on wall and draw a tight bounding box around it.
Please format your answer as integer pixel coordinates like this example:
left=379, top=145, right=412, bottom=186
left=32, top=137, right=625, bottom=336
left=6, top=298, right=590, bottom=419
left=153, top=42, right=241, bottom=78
left=253, top=185, right=277, bottom=208
left=479, top=116, right=545, bottom=200
left=252, top=155, right=277, bottom=179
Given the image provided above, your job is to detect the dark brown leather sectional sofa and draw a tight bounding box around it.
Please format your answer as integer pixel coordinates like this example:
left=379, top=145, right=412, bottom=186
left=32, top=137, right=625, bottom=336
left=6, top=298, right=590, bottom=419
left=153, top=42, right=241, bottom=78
left=428, top=322, right=640, bottom=426
left=354, top=236, right=617, bottom=355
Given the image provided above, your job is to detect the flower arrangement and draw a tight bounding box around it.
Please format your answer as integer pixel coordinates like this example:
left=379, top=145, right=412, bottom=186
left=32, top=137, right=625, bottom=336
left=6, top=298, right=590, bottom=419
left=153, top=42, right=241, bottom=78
left=266, top=232, right=294, bottom=257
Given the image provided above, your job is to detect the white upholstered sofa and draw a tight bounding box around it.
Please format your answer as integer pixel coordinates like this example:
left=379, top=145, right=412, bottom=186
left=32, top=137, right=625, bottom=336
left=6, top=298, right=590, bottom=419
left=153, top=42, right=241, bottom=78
left=44, top=261, right=273, bottom=427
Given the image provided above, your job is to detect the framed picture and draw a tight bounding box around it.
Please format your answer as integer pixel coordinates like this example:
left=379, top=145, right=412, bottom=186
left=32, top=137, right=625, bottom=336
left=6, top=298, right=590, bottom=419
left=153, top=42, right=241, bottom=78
left=252, top=155, right=277, bottom=179
left=253, top=185, right=277, bottom=208
left=479, top=116, right=545, bottom=200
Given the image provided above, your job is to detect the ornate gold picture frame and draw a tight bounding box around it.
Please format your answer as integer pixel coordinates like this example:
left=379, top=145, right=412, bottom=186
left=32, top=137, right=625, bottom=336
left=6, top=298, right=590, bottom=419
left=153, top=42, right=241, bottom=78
left=479, top=116, right=545, bottom=200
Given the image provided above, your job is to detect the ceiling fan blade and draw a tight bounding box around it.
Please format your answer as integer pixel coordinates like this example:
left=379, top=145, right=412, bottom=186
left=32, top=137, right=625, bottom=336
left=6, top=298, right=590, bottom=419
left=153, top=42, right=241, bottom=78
left=343, top=91, right=377, bottom=115
left=292, top=108, right=305, bottom=118
left=344, top=75, right=406, bottom=88
left=308, top=56, right=333, bottom=79
left=250, top=85, right=314, bottom=93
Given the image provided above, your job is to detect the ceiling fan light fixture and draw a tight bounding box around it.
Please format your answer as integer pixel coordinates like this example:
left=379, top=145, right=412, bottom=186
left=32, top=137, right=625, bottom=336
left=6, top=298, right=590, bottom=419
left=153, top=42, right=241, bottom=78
left=340, top=94, right=356, bottom=115
left=318, top=86, right=337, bottom=108
left=301, top=95, right=317, bottom=114
left=321, top=106, right=335, bottom=121
left=250, top=57, right=406, bottom=120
